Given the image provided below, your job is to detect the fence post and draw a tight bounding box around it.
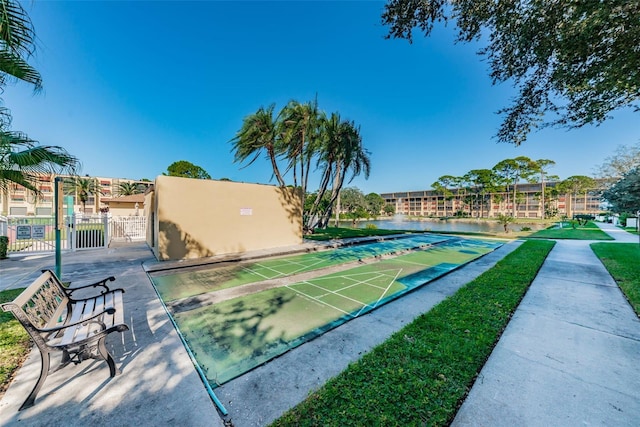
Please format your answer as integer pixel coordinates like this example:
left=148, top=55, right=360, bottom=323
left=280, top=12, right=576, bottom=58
left=103, top=215, right=110, bottom=248
left=69, top=214, right=77, bottom=252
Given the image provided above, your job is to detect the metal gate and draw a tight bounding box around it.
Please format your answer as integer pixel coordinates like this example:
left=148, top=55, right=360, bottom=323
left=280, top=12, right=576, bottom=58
left=2, top=214, right=120, bottom=255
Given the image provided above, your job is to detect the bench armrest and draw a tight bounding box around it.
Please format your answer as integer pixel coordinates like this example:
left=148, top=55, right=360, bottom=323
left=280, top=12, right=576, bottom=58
left=64, top=276, right=116, bottom=295
left=37, top=307, right=116, bottom=333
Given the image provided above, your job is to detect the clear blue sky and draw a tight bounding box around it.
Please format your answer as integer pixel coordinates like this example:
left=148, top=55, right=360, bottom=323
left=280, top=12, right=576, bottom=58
left=4, top=1, right=638, bottom=194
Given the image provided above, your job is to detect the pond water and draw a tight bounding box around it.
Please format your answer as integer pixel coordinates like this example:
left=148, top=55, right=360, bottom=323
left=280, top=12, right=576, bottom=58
left=341, top=216, right=548, bottom=234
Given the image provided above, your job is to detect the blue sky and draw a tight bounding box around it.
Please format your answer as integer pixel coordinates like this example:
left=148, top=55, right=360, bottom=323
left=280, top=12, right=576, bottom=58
left=4, top=1, right=638, bottom=194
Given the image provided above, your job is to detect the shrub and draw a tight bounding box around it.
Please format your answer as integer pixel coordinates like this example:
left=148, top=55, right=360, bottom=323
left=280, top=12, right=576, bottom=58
left=0, top=236, right=8, bottom=259
left=365, top=223, right=378, bottom=230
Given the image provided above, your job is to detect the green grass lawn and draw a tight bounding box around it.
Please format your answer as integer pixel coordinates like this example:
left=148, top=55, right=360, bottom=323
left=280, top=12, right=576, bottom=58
left=271, top=239, right=555, bottom=427
left=591, top=243, right=640, bottom=316
left=528, top=221, right=613, bottom=240
left=0, top=288, right=31, bottom=396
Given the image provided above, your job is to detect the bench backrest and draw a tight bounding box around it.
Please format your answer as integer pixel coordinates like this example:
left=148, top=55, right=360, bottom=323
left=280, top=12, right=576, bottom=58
left=1, top=271, right=70, bottom=336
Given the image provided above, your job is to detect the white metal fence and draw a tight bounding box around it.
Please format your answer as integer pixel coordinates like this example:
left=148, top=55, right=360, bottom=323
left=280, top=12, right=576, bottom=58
left=1, top=214, right=146, bottom=255
left=109, top=216, right=147, bottom=242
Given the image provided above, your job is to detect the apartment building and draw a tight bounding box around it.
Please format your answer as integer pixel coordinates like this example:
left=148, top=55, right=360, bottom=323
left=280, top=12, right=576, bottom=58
left=0, top=174, right=151, bottom=216
left=381, top=181, right=603, bottom=218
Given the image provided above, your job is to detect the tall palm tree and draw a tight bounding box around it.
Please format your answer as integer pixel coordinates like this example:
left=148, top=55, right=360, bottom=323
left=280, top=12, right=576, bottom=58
left=280, top=99, right=324, bottom=195
left=65, top=177, right=101, bottom=214
left=314, top=114, right=370, bottom=228
left=230, top=104, right=286, bottom=187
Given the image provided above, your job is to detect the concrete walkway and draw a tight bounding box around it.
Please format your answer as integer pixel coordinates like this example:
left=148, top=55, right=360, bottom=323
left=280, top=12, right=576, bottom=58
left=453, top=222, right=640, bottom=426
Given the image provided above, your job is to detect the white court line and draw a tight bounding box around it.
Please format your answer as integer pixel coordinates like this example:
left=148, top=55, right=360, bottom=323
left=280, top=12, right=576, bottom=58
left=250, top=256, right=327, bottom=278
left=242, top=266, right=274, bottom=281
left=288, top=268, right=404, bottom=318
left=370, top=269, right=403, bottom=310
left=392, top=257, right=434, bottom=267
left=287, top=284, right=356, bottom=317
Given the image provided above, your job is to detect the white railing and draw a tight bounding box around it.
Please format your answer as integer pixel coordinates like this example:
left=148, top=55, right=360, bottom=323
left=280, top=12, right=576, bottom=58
left=109, top=216, right=147, bottom=242
left=4, top=214, right=146, bottom=254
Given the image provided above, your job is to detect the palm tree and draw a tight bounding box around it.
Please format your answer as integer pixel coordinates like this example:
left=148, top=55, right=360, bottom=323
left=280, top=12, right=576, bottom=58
left=230, top=101, right=371, bottom=231
left=65, top=177, right=101, bottom=214
left=0, top=0, right=42, bottom=127
left=0, top=0, right=79, bottom=213
left=230, top=104, right=286, bottom=187
left=312, top=113, right=370, bottom=229
left=280, top=99, right=324, bottom=196
left=117, top=181, right=142, bottom=196
left=0, top=133, right=78, bottom=213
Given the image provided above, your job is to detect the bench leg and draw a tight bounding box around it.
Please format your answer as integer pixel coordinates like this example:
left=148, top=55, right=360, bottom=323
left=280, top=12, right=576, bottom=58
left=96, top=337, right=120, bottom=377
left=20, top=350, right=51, bottom=411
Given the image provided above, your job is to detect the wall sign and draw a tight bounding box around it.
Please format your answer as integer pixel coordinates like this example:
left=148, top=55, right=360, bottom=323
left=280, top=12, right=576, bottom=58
left=240, top=208, right=253, bottom=216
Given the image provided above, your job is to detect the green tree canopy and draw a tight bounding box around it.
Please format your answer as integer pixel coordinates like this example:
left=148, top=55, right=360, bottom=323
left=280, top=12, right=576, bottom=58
left=165, top=160, right=211, bottom=180
left=602, top=167, right=640, bottom=213
left=340, top=187, right=366, bottom=216
left=382, top=1, right=640, bottom=145
left=365, top=192, right=385, bottom=217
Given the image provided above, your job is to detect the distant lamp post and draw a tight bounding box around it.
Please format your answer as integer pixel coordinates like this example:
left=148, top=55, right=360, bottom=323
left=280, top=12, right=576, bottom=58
left=135, top=202, right=139, bottom=216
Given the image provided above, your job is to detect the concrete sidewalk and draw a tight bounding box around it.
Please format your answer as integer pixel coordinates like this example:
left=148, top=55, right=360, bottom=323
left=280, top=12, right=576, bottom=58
left=453, top=222, right=640, bottom=426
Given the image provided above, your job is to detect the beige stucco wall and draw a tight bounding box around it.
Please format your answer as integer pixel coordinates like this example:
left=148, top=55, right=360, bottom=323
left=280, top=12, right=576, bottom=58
left=104, top=202, right=141, bottom=217
left=153, top=175, right=302, bottom=261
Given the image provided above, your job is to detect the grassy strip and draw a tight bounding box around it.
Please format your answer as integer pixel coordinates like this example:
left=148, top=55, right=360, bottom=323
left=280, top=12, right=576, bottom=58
left=528, top=221, right=613, bottom=240
left=271, top=240, right=555, bottom=426
left=306, top=227, right=416, bottom=241
left=0, top=288, right=31, bottom=396
left=591, top=243, right=640, bottom=316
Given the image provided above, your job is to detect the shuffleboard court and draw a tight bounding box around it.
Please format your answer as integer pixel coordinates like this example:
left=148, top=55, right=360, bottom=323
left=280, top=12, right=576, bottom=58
left=159, top=236, right=503, bottom=386
left=151, top=234, right=450, bottom=302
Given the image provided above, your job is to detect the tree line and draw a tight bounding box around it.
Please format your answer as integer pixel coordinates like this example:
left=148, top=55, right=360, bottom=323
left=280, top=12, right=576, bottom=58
left=430, top=156, right=597, bottom=219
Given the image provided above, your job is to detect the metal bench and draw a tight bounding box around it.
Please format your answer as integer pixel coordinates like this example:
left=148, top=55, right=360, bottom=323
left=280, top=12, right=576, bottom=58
left=1, top=270, right=129, bottom=410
